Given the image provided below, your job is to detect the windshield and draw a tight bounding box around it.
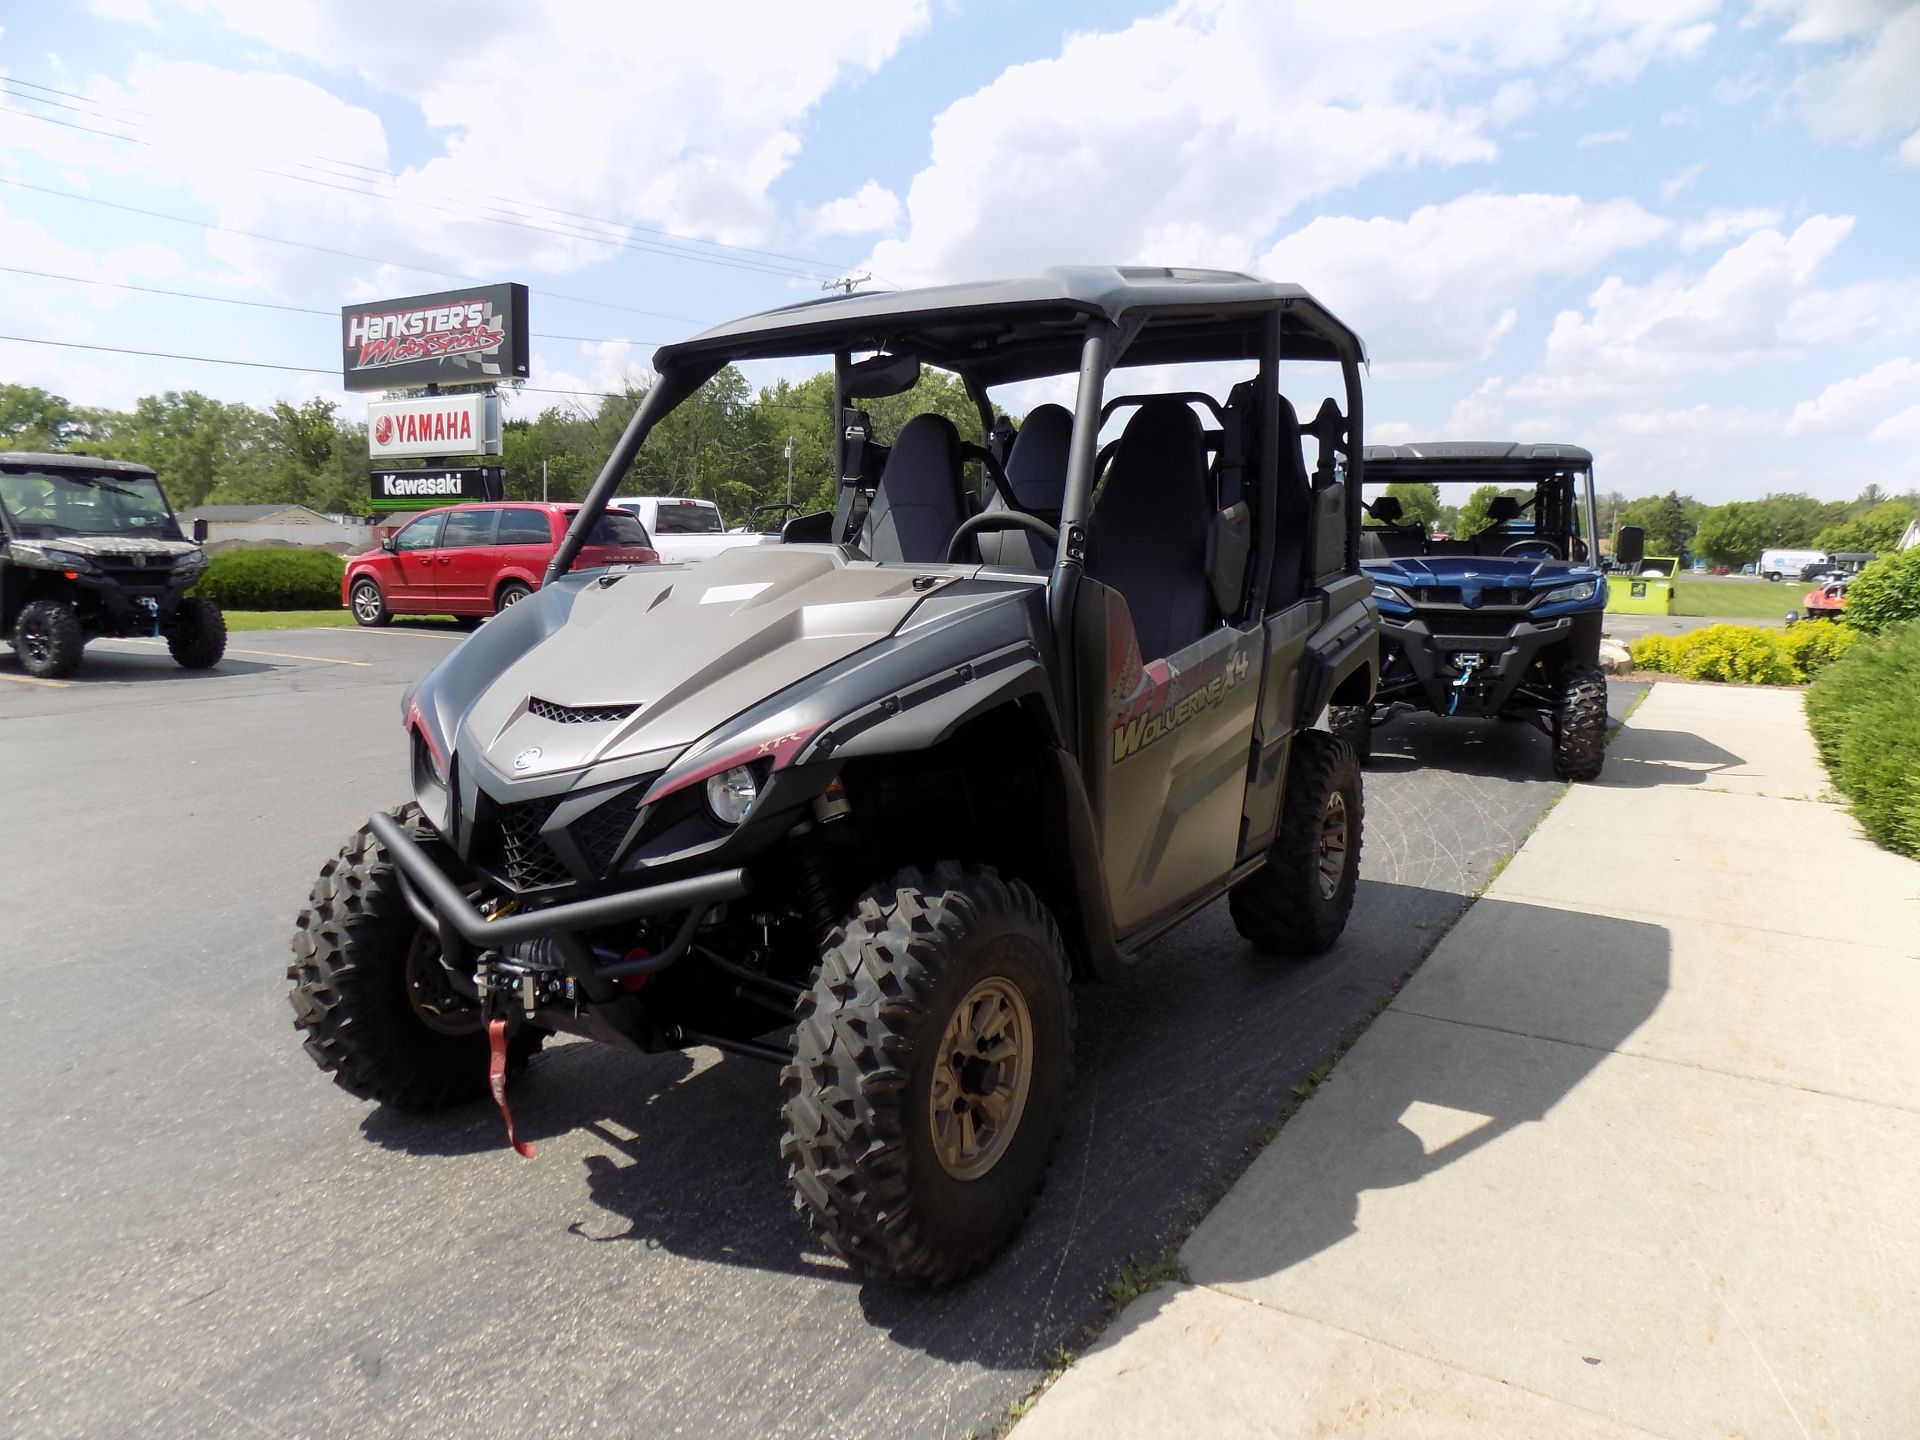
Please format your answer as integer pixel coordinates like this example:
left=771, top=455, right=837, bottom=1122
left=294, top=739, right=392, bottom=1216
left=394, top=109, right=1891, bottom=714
left=585, top=510, right=653, bottom=546
left=0, top=469, right=182, bottom=540
left=651, top=502, right=723, bottom=534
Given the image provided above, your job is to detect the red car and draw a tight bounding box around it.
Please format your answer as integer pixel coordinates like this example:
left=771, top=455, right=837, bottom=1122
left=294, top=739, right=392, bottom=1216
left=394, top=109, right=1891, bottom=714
left=343, top=502, right=658, bottom=626
left=1803, top=579, right=1849, bottom=620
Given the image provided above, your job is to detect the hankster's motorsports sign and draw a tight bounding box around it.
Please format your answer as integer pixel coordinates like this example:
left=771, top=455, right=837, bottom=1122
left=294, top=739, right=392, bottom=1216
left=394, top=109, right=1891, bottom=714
left=341, top=283, right=529, bottom=392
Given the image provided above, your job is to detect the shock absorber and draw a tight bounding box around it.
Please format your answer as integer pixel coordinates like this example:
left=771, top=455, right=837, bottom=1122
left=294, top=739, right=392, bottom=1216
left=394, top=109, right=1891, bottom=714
left=789, top=838, right=847, bottom=941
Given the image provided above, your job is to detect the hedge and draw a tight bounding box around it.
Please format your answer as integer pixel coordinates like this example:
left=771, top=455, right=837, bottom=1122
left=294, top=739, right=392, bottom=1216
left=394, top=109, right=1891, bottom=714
left=190, top=548, right=346, bottom=611
left=1629, top=621, right=1856, bottom=685
left=1841, top=545, right=1920, bottom=636
left=1806, top=621, right=1920, bottom=859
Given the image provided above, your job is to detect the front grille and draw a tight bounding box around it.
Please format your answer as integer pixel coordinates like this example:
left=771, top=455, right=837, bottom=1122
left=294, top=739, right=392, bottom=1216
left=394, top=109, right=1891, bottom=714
left=1410, top=585, right=1460, bottom=604
left=571, top=786, right=649, bottom=875
left=529, top=697, right=638, bottom=725
left=95, top=556, right=176, bottom=585
left=1420, top=611, right=1527, bottom=637
left=490, top=794, right=570, bottom=890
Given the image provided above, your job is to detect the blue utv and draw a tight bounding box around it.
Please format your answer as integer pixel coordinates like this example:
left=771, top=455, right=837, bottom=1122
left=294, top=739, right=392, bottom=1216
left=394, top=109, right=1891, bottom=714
left=1355, top=442, right=1609, bottom=780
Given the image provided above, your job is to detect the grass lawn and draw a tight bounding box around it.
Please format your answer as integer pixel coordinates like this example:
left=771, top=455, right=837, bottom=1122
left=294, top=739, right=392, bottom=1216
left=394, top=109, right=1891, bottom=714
left=222, top=610, right=466, bottom=632
left=1671, top=578, right=1812, bottom=619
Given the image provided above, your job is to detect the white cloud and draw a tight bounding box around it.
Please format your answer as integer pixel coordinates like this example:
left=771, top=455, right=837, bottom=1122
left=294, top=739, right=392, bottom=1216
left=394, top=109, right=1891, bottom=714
left=1659, top=161, right=1706, bottom=198
left=1788, top=357, right=1920, bottom=433
left=1749, top=0, right=1920, bottom=162
left=1259, top=192, right=1668, bottom=373
left=802, top=181, right=902, bottom=238
left=1872, top=404, right=1920, bottom=442
left=1578, top=128, right=1630, bottom=146
left=1899, top=129, right=1920, bottom=168
left=865, top=0, right=1717, bottom=287
left=1679, top=206, right=1786, bottom=250
left=1661, top=106, right=1693, bottom=126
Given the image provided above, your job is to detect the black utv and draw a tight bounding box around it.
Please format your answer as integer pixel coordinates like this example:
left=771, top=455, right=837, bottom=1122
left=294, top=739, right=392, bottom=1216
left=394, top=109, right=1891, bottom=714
left=1, top=452, right=226, bottom=678
left=288, top=268, right=1379, bottom=1287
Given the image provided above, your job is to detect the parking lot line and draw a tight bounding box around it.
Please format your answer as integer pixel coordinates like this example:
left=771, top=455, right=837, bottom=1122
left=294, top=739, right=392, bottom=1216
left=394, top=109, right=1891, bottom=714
left=113, top=638, right=373, bottom=668
left=0, top=672, right=69, bottom=688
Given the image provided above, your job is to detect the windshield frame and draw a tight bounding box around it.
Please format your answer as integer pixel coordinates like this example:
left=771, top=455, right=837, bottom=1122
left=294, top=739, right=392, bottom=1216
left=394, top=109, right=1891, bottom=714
left=0, top=465, right=186, bottom=542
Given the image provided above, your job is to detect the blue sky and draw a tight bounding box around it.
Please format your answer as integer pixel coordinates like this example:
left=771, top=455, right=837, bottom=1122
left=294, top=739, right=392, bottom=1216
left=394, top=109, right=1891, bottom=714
left=2, top=0, right=1916, bottom=501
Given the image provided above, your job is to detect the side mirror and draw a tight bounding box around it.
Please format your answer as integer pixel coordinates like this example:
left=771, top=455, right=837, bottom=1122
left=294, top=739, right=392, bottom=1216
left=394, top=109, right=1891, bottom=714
left=843, top=351, right=921, bottom=399
left=1614, top=525, right=1645, bottom=568
left=1209, top=502, right=1251, bottom=616
left=381, top=534, right=397, bottom=553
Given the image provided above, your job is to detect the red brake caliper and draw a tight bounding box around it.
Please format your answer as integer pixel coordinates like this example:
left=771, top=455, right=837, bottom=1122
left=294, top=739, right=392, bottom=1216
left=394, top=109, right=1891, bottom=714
left=486, top=1016, right=536, bottom=1159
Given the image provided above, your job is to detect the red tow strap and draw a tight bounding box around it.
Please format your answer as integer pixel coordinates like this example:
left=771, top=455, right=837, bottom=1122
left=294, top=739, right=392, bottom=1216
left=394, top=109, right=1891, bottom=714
left=487, top=1017, right=535, bottom=1159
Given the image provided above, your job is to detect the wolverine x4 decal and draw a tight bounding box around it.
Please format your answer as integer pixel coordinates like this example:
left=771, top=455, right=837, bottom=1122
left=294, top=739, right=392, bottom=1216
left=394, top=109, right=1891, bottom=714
left=1109, top=635, right=1256, bottom=763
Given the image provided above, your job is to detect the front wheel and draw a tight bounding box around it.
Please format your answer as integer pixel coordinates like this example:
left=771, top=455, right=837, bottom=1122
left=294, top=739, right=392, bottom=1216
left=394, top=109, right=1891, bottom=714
left=288, top=803, right=541, bottom=1110
left=12, top=598, right=85, bottom=678
left=166, top=596, right=227, bottom=669
left=349, top=578, right=391, bottom=627
left=782, top=864, right=1073, bottom=1288
left=1552, top=662, right=1608, bottom=782
left=1229, top=730, right=1363, bottom=957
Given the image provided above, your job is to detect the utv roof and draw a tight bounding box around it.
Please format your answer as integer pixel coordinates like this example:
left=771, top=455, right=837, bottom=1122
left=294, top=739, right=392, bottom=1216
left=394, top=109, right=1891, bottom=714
left=1363, top=441, right=1592, bottom=483
left=654, top=266, right=1367, bottom=387
left=0, top=451, right=158, bottom=476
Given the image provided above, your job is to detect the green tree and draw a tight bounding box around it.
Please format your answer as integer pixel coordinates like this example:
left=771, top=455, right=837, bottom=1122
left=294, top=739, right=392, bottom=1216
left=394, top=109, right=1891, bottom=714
left=1382, top=482, right=1440, bottom=527
left=1816, top=499, right=1916, bottom=555
left=1457, top=486, right=1502, bottom=536
left=1616, top=491, right=1694, bottom=558
left=0, top=385, right=84, bottom=448
left=1692, top=501, right=1774, bottom=567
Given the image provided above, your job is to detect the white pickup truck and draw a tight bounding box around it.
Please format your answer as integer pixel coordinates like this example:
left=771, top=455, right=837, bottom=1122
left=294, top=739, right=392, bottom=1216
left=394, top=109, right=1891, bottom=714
left=608, top=496, right=780, bottom=566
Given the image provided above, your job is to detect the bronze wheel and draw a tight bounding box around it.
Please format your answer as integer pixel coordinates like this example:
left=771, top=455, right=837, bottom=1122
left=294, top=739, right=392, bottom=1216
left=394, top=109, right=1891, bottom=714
left=928, top=977, right=1034, bottom=1181
left=1317, top=791, right=1349, bottom=901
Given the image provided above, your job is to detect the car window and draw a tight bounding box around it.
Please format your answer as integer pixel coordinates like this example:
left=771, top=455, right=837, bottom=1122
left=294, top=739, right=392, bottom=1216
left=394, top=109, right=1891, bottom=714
left=440, top=508, right=497, bottom=547
left=497, top=509, right=554, bottom=546
left=587, top=510, right=653, bottom=546
left=393, top=514, right=445, bottom=552
left=650, top=502, right=723, bottom=534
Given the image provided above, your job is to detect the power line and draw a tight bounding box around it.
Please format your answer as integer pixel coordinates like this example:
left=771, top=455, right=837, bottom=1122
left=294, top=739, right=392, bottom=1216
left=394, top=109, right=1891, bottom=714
left=2, top=75, right=852, bottom=277
left=1, top=177, right=699, bottom=323
left=0, top=263, right=654, bottom=346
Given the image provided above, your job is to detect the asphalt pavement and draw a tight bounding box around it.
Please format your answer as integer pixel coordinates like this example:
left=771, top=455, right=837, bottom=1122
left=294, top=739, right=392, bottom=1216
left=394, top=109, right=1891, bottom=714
left=0, top=627, right=1639, bottom=1440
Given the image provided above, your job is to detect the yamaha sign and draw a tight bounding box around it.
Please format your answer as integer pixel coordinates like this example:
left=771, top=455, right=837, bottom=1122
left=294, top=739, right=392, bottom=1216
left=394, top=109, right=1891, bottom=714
left=367, top=393, right=501, bottom=460
left=341, top=283, right=529, bottom=393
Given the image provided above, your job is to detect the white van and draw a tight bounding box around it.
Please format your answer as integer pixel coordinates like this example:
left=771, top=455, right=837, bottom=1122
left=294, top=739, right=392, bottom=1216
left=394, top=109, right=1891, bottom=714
left=1757, top=548, right=1826, bottom=583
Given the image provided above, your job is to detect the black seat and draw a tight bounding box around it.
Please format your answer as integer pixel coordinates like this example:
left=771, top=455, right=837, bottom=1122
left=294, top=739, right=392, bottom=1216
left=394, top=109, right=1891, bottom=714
left=1268, top=394, right=1312, bottom=608
left=1475, top=494, right=1523, bottom=555
left=1087, top=397, right=1213, bottom=659
left=979, top=403, right=1072, bottom=570
left=861, top=413, right=970, bottom=563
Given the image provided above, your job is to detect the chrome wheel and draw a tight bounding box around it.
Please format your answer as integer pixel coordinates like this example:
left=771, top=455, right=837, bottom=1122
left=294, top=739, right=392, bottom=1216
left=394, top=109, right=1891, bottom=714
left=352, top=582, right=384, bottom=623
left=929, top=976, right=1033, bottom=1181
left=1317, top=791, right=1349, bottom=901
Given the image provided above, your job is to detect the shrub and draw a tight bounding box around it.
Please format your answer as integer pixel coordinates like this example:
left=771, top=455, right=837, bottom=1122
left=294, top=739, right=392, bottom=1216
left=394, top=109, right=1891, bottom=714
left=1842, top=546, right=1920, bottom=636
left=1629, top=633, right=1687, bottom=674
left=190, top=548, right=346, bottom=610
left=1807, top=622, right=1920, bottom=859
left=1677, top=624, right=1800, bottom=685
left=1783, top=620, right=1858, bottom=678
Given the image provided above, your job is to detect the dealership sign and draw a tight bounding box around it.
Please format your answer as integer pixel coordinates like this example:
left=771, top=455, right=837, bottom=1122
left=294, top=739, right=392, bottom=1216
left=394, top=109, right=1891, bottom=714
left=369, top=466, right=504, bottom=513
left=341, top=283, right=529, bottom=392
left=367, top=393, right=501, bottom=460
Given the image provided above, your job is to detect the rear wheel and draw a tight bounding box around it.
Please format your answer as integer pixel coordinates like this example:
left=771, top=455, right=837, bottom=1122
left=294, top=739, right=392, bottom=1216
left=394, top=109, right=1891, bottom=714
left=350, top=578, right=391, bottom=627
left=1330, top=704, right=1372, bottom=765
left=494, top=580, right=533, bottom=614
left=288, top=803, right=542, bottom=1110
left=782, top=863, right=1073, bottom=1288
left=12, top=598, right=84, bottom=678
left=1229, top=731, right=1363, bottom=957
left=166, top=596, right=227, bottom=669
left=1552, top=662, right=1608, bottom=782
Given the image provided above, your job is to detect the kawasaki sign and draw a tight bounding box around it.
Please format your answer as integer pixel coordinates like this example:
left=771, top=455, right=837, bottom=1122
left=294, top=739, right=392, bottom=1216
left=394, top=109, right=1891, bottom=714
left=341, top=283, right=529, bottom=392
left=369, top=467, right=504, bottom=512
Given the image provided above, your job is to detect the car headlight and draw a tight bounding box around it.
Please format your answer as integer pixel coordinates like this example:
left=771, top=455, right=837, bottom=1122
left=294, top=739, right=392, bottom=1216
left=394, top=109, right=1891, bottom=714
left=705, top=764, right=760, bottom=825
left=175, top=549, right=208, bottom=579
left=1541, top=580, right=1598, bottom=605
left=1370, top=580, right=1409, bottom=607
left=44, top=548, right=97, bottom=573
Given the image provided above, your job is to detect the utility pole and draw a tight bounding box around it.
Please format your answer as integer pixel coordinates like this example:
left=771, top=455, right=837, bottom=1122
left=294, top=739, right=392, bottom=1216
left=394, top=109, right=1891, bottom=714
left=821, top=273, right=871, bottom=296
left=541, top=458, right=548, bottom=502
left=784, top=436, right=794, bottom=508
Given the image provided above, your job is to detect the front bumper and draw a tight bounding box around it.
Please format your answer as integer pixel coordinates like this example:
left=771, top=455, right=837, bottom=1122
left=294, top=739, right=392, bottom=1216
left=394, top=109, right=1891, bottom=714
left=1377, top=609, right=1584, bottom=717
left=76, top=573, right=194, bottom=636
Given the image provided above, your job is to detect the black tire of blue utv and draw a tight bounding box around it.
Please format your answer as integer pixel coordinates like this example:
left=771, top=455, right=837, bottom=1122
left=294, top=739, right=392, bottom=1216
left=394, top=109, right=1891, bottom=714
left=166, top=596, right=227, bottom=669
left=12, top=598, right=85, bottom=678
left=1330, top=704, right=1372, bottom=765
left=1229, top=731, right=1363, bottom=957
left=1552, top=662, right=1608, bottom=782
left=287, top=802, right=542, bottom=1110
left=781, top=864, right=1073, bottom=1289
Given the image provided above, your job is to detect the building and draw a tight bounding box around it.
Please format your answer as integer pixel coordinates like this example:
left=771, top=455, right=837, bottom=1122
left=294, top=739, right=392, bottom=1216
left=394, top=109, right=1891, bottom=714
left=178, top=503, right=374, bottom=554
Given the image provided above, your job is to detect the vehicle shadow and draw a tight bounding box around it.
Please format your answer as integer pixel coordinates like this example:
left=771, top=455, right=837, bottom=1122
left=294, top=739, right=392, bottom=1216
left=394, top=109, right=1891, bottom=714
left=1182, top=898, right=1670, bottom=1290
left=1590, top=726, right=1746, bottom=789
left=357, top=881, right=1658, bottom=1381
left=0, top=651, right=280, bottom=682
left=1368, top=679, right=1656, bottom=784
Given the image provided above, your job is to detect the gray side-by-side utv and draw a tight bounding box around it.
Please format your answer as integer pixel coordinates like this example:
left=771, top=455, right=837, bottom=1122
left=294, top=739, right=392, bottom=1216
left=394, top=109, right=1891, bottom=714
left=288, top=267, right=1379, bottom=1287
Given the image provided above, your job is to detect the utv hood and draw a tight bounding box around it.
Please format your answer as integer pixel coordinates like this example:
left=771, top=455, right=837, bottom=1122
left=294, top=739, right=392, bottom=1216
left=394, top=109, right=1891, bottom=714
left=1364, top=553, right=1602, bottom=599
left=448, top=547, right=948, bottom=781
left=15, top=535, right=197, bottom=560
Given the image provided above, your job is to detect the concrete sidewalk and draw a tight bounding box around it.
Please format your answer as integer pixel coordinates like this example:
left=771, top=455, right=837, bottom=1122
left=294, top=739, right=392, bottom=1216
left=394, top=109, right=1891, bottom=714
left=1019, top=683, right=1920, bottom=1440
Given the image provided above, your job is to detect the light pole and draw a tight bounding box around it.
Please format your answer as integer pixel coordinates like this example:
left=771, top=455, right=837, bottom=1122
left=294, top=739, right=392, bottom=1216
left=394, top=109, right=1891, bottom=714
left=784, top=436, right=794, bottom=509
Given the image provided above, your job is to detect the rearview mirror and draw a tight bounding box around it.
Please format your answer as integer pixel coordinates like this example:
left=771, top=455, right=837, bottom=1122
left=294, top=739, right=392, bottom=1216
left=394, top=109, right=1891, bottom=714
left=1615, top=525, right=1645, bottom=568
left=381, top=534, right=397, bottom=553
left=843, top=351, right=921, bottom=399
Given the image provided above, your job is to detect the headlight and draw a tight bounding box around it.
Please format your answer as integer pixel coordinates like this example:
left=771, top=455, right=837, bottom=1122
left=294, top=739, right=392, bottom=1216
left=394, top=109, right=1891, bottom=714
left=175, top=549, right=208, bottom=579
left=1541, top=580, right=1598, bottom=605
left=705, top=764, right=760, bottom=825
left=1370, top=580, right=1409, bottom=607
left=44, top=548, right=97, bottom=573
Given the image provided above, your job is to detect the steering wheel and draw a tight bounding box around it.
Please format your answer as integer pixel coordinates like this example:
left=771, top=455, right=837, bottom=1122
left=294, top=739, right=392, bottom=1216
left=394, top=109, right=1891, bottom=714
left=1503, top=539, right=1558, bottom=558
left=946, top=511, right=1060, bottom=564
